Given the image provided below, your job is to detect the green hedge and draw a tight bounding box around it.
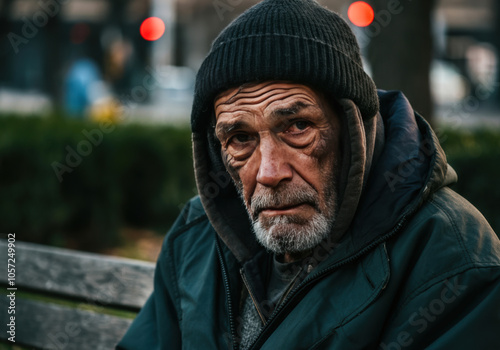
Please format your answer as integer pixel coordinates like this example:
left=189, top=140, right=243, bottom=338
left=0, top=115, right=195, bottom=251
left=439, top=128, right=500, bottom=234
left=0, top=115, right=498, bottom=252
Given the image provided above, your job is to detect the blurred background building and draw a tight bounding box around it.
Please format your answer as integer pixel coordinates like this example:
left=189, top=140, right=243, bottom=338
left=0, top=0, right=499, bottom=125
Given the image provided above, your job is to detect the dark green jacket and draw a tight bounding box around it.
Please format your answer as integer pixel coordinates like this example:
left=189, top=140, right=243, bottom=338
left=118, top=91, right=500, bottom=349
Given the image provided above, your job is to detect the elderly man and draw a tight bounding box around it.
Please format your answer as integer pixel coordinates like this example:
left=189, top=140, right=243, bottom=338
left=118, top=0, right=500, bottom=349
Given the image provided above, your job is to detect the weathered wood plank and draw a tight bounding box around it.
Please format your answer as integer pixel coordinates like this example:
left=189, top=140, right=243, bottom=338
left=0, top=297, right=132, bottom=349
left=0, top=239, right=155, bottom=309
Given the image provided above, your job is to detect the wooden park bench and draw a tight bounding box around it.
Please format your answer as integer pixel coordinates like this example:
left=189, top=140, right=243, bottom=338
left=0, top=238, right=155, bottom=349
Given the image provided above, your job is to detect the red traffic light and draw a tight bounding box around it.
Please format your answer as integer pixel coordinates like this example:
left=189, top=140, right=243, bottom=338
left=348, top=1, right=375, bottom=27
left=140, top=17, right=165, bottom=41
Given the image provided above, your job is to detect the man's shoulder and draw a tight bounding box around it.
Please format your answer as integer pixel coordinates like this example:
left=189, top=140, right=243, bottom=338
left=162, top=195, right=213, bottom=247
left=391, top=186, right=500, bottom=290
left=155, top=196, right=218, bottom=271
left=422, top=187, right=500, bottom=265
left=402, top=186, right=500, bottom=266
left=177, top=195, right=208, bottom=226
left=384, top=187, right=500, bottom=311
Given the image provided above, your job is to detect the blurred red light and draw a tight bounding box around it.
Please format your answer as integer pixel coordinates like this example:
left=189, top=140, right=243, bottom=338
left=140, top=17, right=165, bottom=41
left=70, top=23, right=90, bottom=44
left=348, top=1, right=375, bottom=27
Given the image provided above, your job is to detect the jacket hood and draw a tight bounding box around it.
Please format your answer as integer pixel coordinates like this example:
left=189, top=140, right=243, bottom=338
left=347, top=90, right=456, bottom=248
left=192, top=89, right=455, bottom=265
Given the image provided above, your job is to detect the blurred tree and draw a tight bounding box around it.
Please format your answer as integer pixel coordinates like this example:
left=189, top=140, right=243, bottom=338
left=367, top=0, right=437, bottom=125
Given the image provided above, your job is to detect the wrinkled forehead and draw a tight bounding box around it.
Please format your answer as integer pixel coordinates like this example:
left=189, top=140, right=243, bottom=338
left=214, top=82, right=325, bottom=119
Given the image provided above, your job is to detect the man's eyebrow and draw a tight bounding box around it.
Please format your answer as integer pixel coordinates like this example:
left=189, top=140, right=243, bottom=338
left=215, top=120, right=249, bottom=138
left=271, top=101, right=316, bottom=116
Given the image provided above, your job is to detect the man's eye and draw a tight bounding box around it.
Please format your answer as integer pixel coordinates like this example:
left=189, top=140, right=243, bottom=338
left=294, top=121, right=309, bottom=130
left=230, top=133, right=251, bottom=144
left=288, top=120, right=311, bottom=132
left=225, top=133, right=256, bottom=160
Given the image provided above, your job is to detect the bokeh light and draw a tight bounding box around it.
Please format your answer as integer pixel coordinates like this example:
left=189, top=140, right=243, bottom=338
left=348, top=1, right=375, bottom=27
left=70, top=23, right=90, bottom=45
left=140, top=17, right=165, bottom=41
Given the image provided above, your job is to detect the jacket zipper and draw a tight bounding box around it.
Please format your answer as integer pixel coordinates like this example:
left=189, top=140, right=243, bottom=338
left=247, top=211, right=413, bottom=349
left=240, top=269, right=267, bottom=325
left=216, top=238, right=238, bottom=350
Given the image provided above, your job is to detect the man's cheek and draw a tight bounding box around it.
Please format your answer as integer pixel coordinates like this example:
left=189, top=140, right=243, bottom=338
left=315, top=128, right=336, bottom=156
left=297, top=129, right=330, bottom=159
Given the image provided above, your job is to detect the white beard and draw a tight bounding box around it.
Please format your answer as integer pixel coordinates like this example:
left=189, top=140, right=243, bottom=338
left=252, top=210, right=334, bottom=254
left=239, top=182, right=337, bottom=255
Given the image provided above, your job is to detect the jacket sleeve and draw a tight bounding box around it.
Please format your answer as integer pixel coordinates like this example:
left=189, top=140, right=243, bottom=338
left=378, top=266, right=500, bottom=349
left=116, top=198, right=204, bottom=349
left=116, top=250, right=182, bottom=349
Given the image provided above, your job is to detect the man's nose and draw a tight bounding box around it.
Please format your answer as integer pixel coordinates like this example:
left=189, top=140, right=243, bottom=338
left=256, top=137, right=293, bottom=187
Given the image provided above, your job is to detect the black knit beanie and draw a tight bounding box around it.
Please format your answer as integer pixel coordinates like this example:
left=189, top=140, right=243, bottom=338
left=191, top=0, right=379, bottom=132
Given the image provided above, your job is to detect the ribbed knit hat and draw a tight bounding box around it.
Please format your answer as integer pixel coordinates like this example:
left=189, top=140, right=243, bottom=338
left=191, top=0, right=379, bottom=132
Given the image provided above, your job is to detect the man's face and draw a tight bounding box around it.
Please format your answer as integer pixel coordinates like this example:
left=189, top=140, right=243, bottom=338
left=214, top=82, right=341, bottom=258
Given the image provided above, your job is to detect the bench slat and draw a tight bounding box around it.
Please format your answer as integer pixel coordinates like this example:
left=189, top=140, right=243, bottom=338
left=0, top=239, right=155, bottom=310
left=0, top=297, right=132, bottom=349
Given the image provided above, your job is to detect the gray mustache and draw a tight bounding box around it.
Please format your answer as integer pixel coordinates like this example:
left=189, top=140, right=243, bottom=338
left=250, top=186, right=319, bottom=219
